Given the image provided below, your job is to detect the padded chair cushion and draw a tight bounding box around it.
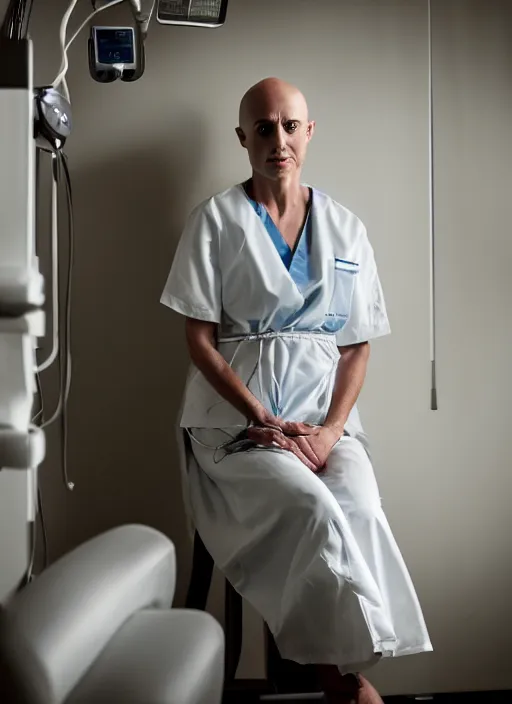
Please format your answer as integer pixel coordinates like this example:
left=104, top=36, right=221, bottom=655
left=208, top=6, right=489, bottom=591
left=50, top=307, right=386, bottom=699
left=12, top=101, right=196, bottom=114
left=0, top=525, right=176, bottom=704
left=67, top=609, right=225, bottom=704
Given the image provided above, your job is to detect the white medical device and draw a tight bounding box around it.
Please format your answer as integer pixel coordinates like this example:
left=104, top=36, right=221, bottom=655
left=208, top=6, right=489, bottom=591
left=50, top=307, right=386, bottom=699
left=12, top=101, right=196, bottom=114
left=0, top=0, right=158, bottom=475
left=89, top=26, right=138, bottom=82
left=0, top=0, right=229, bottom=592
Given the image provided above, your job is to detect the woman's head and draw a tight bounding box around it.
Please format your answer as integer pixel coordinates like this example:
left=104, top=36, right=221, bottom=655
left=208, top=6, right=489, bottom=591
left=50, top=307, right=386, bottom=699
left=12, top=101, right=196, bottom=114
left=236, top=78, right=315, bottom=184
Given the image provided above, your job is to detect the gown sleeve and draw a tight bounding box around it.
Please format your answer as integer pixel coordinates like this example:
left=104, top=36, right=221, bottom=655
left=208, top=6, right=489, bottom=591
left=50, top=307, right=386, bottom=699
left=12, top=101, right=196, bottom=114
left=335, top=225, right=391, bottom=347
left=160, top=200, right=222, bottom=323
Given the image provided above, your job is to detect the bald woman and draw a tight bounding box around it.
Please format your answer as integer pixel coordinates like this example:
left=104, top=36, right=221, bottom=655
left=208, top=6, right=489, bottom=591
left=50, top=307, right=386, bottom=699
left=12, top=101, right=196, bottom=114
left=161, top=78, right=432, bottom=703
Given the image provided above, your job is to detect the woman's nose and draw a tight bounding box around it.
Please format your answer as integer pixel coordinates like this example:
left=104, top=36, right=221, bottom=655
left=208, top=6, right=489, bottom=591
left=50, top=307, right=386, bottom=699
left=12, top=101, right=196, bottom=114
left=273, top=124, right=287, bottom=151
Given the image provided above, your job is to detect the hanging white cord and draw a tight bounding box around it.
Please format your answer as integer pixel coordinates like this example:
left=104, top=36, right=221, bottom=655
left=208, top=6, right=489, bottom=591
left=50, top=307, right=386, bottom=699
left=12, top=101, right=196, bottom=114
left=41, top=155, right=72, bottom=424
left=51, top=0, right=79, bottom=101
left=37, top=154, right=59, bottom=373
left=428, top=0, right=438, bottom=410
left=65, top=0, right=124, bottom=50
left=52, top=0, right=124, bottom=99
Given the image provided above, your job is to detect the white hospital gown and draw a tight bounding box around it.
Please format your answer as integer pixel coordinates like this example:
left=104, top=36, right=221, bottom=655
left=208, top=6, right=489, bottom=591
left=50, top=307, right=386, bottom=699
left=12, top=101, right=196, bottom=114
left=161, top=184, right=432, bottom=672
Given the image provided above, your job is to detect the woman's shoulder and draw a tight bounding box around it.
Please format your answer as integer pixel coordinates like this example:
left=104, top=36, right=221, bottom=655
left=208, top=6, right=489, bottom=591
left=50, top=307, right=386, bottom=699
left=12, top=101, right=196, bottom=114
left=311, top=187, right=367, bottom=243
left=190, top=184, right=244, bottom=218
left=311, top=186, right=360, bottom=219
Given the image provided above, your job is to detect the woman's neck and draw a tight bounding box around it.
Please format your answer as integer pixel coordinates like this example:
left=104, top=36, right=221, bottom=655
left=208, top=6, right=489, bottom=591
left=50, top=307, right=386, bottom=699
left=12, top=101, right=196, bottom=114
left=247, top=174, right=308, bottom=217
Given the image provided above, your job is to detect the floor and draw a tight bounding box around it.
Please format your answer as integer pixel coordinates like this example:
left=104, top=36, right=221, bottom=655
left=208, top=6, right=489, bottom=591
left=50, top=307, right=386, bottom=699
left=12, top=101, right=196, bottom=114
left=384, top=695, right=512, bottom=703
left=223, top=689, right=512, bottom=704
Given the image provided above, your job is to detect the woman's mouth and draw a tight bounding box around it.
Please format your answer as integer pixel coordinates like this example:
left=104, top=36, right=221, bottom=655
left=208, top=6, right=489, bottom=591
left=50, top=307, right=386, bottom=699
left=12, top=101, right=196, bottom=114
left=268, top=157, right=291, bottom=167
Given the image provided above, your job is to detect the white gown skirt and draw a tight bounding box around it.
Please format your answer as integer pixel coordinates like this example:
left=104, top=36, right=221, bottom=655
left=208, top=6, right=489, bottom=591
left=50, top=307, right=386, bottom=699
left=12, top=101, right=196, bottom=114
left=187, top=429, right=432, bottom=674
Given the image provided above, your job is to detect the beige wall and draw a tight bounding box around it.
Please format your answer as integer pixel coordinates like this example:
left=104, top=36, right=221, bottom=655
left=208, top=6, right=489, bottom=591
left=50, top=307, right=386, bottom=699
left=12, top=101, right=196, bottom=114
left=10, top=0, right=511, bottom=695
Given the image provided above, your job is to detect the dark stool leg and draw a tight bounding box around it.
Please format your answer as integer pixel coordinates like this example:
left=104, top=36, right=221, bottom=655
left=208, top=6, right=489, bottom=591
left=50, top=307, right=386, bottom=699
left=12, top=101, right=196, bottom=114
left=185, top=534, right=243, bottom=687
left=185, top=531, right=214, bottom=610
left=265, top=624, right=321, bottom=694
left=224, top=578, right=243, bottom=683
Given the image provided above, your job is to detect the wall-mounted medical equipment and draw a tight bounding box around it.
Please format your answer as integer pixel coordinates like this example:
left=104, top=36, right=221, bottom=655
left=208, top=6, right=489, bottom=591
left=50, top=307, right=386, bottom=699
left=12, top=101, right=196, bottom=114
left=0, top=0, right=230, bottom=591
left=157, top=0, right=229, bottom=27
left=88, top=26, right=139, bottom=82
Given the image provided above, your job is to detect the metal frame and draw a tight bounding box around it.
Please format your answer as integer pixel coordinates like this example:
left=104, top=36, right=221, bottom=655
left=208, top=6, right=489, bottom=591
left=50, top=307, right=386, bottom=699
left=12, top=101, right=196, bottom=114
left=427, top=0, right=438, bottom=410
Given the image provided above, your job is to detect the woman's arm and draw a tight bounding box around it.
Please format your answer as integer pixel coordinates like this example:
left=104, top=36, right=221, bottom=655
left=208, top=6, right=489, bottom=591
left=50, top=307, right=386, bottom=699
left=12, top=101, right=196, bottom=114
left=185, top=317, right=270, bottom=425
left=185, top=318, right=319, bottom=470
left=290, top=342, right=371, bottom=471
left=323, top=342, right=371, bottom=437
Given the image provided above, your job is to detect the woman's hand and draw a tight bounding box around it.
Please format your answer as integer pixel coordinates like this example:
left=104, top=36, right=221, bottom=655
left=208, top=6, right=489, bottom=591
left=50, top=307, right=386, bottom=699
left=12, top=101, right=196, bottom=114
left=247, top=422, right=341, bottom=473
left=251, top=406, right=283, bottom=430
left=246, top=425, right=319, bottom=472
left=252, top=407, right=317, bottom=438
left=292, top=426, right=341, bottom=471
left=277, top=420, right=317, bottom=437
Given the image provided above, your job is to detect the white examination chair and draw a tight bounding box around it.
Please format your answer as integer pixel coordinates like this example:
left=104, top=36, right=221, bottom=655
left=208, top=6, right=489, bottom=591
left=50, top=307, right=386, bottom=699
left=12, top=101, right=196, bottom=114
left=0, top=524, right=225, bottom=704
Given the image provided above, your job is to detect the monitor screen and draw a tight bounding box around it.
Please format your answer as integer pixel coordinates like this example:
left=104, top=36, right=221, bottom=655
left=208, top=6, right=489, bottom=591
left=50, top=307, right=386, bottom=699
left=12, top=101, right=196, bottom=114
left=95, top=28, right=135, bottom=64
left=157, top=0, right=228, bottom=26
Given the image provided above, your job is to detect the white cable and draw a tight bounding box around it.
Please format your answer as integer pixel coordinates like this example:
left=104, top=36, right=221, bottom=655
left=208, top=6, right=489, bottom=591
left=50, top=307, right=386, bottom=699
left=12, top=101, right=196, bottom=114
left=41, top=153, right=74, bottom=435
left=41, top=393, right=63, bottom=429
left=186, top=428, right=235, bottom=451
left=37, top=154, right=59, bottom=373
left=52, top=0, right=80, bottom=93
left=65, top=0, right=124, bottom=50
left=53, top=0, right=124, bottom=97
left=60, top=76, right=70, bottom=103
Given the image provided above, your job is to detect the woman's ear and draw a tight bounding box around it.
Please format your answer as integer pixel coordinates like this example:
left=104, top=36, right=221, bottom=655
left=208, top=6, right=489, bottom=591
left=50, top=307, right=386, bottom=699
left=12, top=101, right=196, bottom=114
left=236, top=126, right=247, bottom=147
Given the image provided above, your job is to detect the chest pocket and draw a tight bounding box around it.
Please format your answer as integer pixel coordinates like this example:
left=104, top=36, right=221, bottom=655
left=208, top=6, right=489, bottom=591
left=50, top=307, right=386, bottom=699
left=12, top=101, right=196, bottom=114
left=324, top=258, right=359, bottom=332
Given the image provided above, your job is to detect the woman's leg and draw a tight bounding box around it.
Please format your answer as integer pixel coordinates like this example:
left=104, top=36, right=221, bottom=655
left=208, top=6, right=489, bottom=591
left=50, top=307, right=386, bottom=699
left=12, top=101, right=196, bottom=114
left=186, top=429, right=396, bottom=672
left=314, top=434, right=434, bottom=701
left=317, top=666, right=383, bottom=704
left=319, top=435, right=432, bottom=660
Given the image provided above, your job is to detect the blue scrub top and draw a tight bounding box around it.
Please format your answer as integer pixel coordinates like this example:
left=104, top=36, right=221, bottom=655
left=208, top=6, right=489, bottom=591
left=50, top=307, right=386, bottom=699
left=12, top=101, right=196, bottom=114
left=247, top=194, right=312, bottom=294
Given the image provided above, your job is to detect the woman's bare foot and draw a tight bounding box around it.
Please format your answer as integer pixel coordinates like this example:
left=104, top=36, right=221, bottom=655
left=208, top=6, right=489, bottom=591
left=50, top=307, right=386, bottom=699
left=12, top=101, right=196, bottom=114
left=356, top=675, right=384, bottom=704
left=316, top=665, right=384, bottom=704
left=317, top=665, right=360, bottom=703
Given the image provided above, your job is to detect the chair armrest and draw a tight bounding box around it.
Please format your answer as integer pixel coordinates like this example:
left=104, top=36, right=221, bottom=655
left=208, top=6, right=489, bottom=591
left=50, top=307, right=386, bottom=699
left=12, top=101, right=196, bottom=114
left=67, top=609, right=225, bottom=704
left=0, top=524, right=175, bottom=704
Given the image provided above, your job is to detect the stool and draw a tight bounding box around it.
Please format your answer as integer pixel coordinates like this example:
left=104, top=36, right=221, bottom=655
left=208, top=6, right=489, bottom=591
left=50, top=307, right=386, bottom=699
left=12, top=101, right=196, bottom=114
left=185, top=531, right=325, bottom=702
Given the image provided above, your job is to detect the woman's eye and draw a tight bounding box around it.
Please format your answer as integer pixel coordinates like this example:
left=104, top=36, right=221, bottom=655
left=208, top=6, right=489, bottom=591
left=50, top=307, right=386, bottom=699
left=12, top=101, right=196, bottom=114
left=257, top=124, right=273, bottom=136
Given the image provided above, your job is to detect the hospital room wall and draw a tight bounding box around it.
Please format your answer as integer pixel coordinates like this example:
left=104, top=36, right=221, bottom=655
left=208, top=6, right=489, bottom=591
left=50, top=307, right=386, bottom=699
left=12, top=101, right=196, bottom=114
left=3, top=0, right=509, bottom=695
